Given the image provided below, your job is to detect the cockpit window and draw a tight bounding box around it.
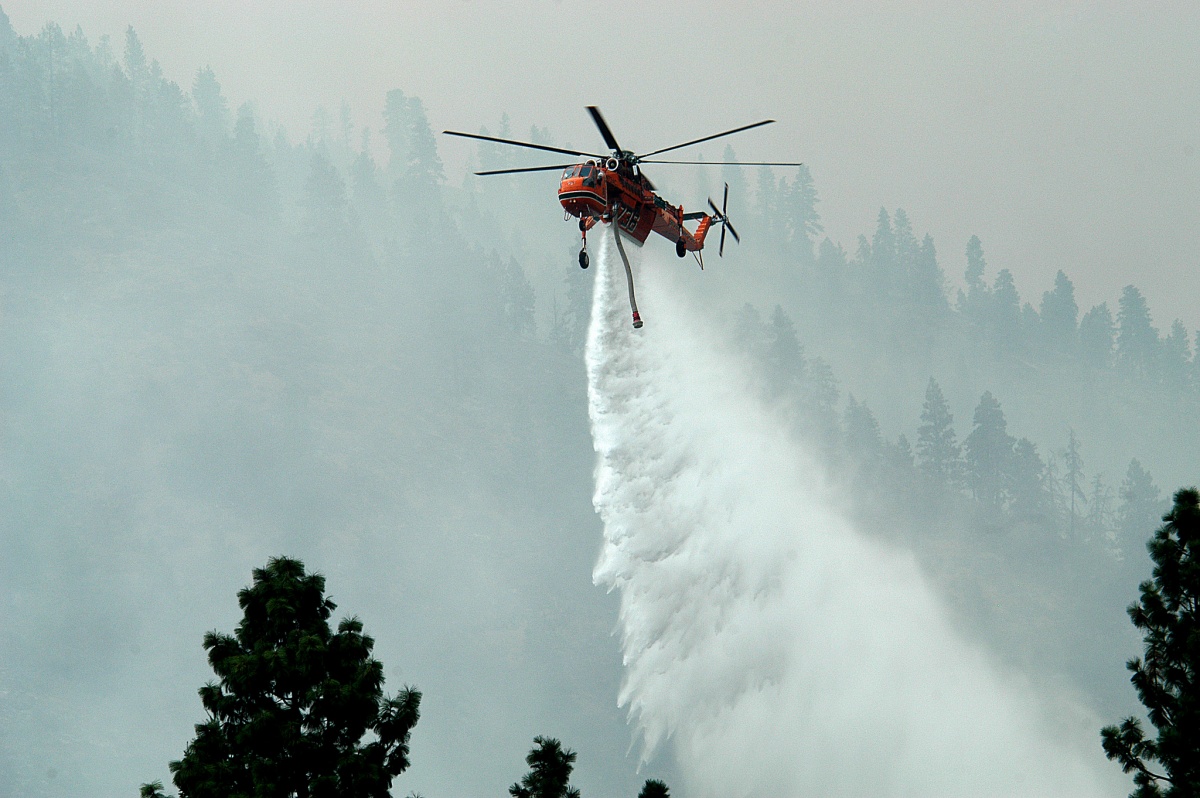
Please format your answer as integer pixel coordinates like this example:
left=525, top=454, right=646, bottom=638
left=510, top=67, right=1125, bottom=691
left=580, top=166, right=594, bottom=178
left=562, top=165, right=581, bottom=180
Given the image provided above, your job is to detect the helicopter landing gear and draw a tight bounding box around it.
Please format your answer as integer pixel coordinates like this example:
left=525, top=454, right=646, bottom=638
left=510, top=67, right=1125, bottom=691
left=676, top=238, right=687, bottom=258
left=579, top=248, right=589, bottom=269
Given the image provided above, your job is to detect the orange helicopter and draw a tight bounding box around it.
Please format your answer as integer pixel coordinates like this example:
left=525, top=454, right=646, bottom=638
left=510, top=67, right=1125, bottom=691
left=444, top=107, right=802, bottom=328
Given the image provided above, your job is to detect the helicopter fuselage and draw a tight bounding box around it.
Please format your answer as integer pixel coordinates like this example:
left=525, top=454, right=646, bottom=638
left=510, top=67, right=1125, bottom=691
left=557, top=161, right=712, bottom=252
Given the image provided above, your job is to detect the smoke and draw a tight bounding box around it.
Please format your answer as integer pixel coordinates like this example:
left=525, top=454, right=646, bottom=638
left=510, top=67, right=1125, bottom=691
left=585, top=231, right=1121, bottom=797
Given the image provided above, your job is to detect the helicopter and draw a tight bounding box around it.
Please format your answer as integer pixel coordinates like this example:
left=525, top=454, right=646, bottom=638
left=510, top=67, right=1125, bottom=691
left=444, top=107, right=802, bottom=328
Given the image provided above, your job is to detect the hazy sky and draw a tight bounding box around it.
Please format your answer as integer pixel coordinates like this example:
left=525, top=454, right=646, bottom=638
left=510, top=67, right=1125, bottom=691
left=7, top=1, right=1199, bottom=327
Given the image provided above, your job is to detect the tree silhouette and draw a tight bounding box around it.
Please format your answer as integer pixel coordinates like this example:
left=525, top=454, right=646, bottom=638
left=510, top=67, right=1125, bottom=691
left=638, top=779, right=670, bottom=798
left=1040, top=270, right=1079, bottom=352
left=1081, top=302, right=1117, bottom=370
left=143, top=557, right=421, bottom=798
left=1117, top=285, right=1159, bottom=376
left=1101, top=488, right=1199, bottom=796
left=964, top=391, right=1015, bottom=508
left=916, top=377, right=962, bottom=491
left=510, top=736, right=581, bottom=798
left=1064, top=429, right=1087, bottom=538
left=1120, top=460, right=1165, bottom=552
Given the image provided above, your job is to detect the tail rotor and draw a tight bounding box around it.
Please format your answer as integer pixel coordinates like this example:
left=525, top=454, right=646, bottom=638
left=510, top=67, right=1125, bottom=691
left=707, top=182, right=740, bottom=257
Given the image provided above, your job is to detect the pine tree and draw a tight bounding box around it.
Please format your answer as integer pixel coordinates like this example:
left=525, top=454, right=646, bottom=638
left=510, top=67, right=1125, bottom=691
left=781, top=165, right=822, bottom=258
left=915, top=377, right=962, bottom=490
left=964, top=391, right=1015, bottom=509
left=1010, top=437, right=1050, bottom=524
left=510, top=737, right=580, bottom=798
left=144, top=557, right=421, bottom=798
left=869, top=207, right=895, bottom=302
left=638, top=780, right=670, bottom=798
left=1087, top=474, right=1118, bottom=553
left=1081, top=302, right=1117, bottom=370
left=1040, top=270, right=1079, bottom=352
left=192, top=65, right=229, bottom=146
left=910, top=233, right=948, bottom=316
left=1101, top=488, right=1200, bottom=797
left=959, top=235, right=989, bottom=329
left=765, top=305, right=806, bottom=398
left=799, top=355, right=840, bottom=454
left=1117, top=285, right=1159, bottom=376
left=1119, top=460, right=1165, bottom=551
left=1064, top=429, right=1087, bottom=538
left=843, top=394, right=883, bottom=470
left=1161, top=320, right=1192, bottom=391
left=989, top=269, right=1022, bottom=350
left=892, top=208, right=919, bottom=299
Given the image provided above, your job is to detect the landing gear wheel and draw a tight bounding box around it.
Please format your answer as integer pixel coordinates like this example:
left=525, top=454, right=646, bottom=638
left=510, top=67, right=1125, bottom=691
left=579, top=218, right=587, bottom=231
left=676, top=238, right=687, bottom=258
left=579, top=249, right=589, bottom=269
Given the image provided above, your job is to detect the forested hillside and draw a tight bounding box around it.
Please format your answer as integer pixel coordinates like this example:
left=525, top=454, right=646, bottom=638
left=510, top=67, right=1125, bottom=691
left=1, top=11, right=1193, bottom=796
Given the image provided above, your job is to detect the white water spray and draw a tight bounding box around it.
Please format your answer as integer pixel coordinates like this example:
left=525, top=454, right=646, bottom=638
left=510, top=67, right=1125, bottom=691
left=585, top=232, right=1119, bottom=797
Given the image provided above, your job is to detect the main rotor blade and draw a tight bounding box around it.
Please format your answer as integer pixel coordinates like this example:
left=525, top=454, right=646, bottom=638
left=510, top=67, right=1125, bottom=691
left=474, top=164, right=577, bottom=176
left=587, top=106, right=622, bottom=154
left=639, top=119, right=775, bottom=158
left=640, top=160, right=805, bottom=167
left=443, top=129, right=603, bottom=160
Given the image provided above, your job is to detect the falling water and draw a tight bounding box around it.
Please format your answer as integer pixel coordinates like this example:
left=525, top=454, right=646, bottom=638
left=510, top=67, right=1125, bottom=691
left=585, top=229, right=1119, bottom=797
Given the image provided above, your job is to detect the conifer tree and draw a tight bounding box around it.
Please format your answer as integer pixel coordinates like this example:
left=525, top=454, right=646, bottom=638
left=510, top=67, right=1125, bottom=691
left=1117, top=286, right=1159, bottom=376
left=1161, top=320, right=1192, bottom=391
left=989, top=269, right=1022, bottom=348
left=1064, top=429, right=1087, bottom=538
left=1120, top=460, right=1165, bottom=550
left=1040, top=270, right=1079, bottom=352
left=1081, top=302, right=1117, bottom=369
left=1101, top=488, right=1200, bottom=796
left=843, top=394, right=883, bottom=469
left=916, top=377, right=962, bottom=490
left=143, top=557, right=421, bottom=798
left=781, top=164, right=822, bottom=256
left=1009, top=437, right=1050, bottom=524
left=510, top=737, right=581, bottom=798
left=964, top=391, right=1015, bottom=508
left=959, top=235, right=989, bottom=328
left=910, top=233, right=948, bottom=316
left=638, top=780, right=670, bottom=798
left=766, top=305, right=806, bottom=397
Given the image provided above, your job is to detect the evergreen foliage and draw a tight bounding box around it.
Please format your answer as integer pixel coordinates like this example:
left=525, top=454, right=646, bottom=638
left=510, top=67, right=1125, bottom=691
left=637, top=780, right=670, bottom=798
left=1101, top=488, right=1200, bottom=797
left=1121, top=461, right=1167, bottom=551
left=144, top=557, right=421, bottom=798
left=509, top=737, right=581, bottom=798
left=1118, top=286, right=1159, bottom=376
left=1081, top=302, right=1118, bottom=369
left=964, top=391, right=1015, bottom=508
left=1040, top=269, right=1079, bottom=352
left=916, top=377, right=962, bottom=490
left=1064, top=429, right=1087, bottom=537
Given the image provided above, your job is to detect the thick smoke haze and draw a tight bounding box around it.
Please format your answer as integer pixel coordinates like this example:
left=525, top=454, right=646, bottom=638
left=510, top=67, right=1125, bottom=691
left=2, top=4, right=1195, bottom=798
left=4, top=2, right=1198, bottom=327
